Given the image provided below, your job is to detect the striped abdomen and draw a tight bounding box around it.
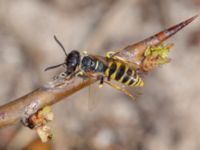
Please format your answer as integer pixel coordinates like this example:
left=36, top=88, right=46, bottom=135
left=105, top=61, right=144, bottom=87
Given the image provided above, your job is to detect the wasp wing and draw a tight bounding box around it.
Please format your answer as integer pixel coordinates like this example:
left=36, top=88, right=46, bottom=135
left=89, top=54, right=108, bottom=65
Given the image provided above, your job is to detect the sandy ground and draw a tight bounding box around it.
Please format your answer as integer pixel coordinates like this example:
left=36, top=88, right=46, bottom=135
left=0, top=0, right=200, bottom=149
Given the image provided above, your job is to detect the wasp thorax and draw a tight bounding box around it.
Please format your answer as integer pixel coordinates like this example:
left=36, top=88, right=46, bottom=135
left=81, top=56, right=96, bottom=72
left=66, top=50, right=80, bottom=75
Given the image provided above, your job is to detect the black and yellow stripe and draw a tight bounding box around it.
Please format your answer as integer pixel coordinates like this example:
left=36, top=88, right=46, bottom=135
left=105, top=61, right=144, bottom=87
left=93, top=60, right=107, bottom=73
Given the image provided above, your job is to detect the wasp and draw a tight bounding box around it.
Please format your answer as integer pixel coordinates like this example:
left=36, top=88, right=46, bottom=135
left=46, top=15, right=198, bottom=99
left=45, top=36, right=143, bottom=99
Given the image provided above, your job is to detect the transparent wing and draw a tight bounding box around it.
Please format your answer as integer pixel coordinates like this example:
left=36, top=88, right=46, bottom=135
left=87, top=82, right=99, bottom=111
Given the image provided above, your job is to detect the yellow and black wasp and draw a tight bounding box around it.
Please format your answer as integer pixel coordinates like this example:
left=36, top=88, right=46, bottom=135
left=45, top=15, right=198, bottom=99
left=45, top=35, right=144, bottom=99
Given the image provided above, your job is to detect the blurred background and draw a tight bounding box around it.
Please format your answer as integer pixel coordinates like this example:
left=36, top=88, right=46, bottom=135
left=0, top=0, right=200, bottom=149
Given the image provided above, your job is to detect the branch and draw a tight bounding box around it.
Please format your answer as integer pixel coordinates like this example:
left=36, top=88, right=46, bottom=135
left=0, top=15, right=197, bottom=133
left=0, top=76, right=95, bottom=128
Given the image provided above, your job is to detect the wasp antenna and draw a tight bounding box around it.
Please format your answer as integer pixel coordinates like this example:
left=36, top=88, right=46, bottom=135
left=44, top=63, right=65, bottom=71
left=53, top=35, right=68, bottom=56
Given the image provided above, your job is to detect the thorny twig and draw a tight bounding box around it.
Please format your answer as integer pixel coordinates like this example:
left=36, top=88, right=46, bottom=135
left=0, top=15, right=198, bottom=142
left=0, top=75, right=95, bottom=128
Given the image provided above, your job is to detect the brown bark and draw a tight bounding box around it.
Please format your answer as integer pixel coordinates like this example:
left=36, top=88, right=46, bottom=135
left=0, top=76, right=94, bottom=127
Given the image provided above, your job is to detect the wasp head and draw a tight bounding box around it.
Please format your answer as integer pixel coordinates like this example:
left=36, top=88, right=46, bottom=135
left=66, top=50, right=80, bottom=75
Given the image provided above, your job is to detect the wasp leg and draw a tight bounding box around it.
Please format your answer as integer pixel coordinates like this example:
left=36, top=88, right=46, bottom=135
left=76, top=70, right=83, bottom=76
left=99, top=76, right=104, bottom=88
left=66, top=69, right=82, bottom=80
left=107, top=75, right=111, bottom=81
left=77, top=71, right=95, bottom=80
left=104, top=81, right=137, bottom=101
